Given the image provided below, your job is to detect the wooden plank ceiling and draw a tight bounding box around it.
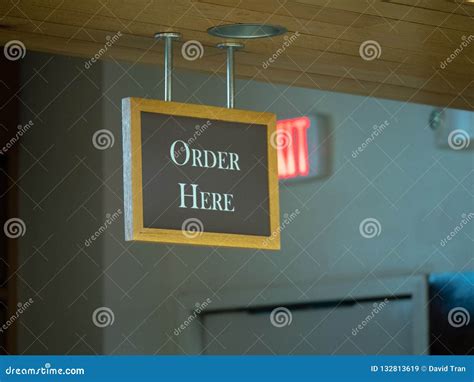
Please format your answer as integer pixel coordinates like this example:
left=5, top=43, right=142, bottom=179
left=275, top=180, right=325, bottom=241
left=1, top=0, right=473, bottom=109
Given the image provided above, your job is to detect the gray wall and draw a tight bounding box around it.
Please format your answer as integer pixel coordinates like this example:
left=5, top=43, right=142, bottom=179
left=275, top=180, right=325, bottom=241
left=17, top=51, right=473, bottom=354
left=100, top=58, right=473, bottom=354
left=18, top=53, right=105, bottom=354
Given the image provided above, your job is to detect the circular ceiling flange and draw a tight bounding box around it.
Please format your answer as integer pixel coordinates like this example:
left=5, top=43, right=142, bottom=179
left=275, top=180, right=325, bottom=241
left=207, top=24, right=287, bottom=39
left=154, top=32, right=182, bottom=40
left=216, top=42, right=245, bottom=50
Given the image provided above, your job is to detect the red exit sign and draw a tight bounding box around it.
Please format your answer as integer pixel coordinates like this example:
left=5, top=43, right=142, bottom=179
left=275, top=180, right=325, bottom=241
left=277, top=116, right=311, bottom=179
left=276, top=115, right=330, bottom=181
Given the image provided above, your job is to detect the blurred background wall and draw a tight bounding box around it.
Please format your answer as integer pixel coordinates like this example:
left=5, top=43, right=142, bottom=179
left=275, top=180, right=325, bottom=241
left=16, top=51, right=473, bottom=354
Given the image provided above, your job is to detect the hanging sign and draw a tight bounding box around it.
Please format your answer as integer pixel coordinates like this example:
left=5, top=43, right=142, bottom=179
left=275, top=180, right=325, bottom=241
left=122, top=97, right=280, bottom=249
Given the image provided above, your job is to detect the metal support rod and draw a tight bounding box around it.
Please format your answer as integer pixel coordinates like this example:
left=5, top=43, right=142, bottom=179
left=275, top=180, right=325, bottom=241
left=226, top=46, right=235, bottom=109
left=164, top=37, right=173, bottom=101
left=217, top=42, right=244, bottom=109
left=154, top=32, right=181, bottom=102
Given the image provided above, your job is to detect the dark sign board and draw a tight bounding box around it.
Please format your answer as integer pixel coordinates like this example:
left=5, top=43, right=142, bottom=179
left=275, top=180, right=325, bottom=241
left=122, top=98, right=280, bottom=249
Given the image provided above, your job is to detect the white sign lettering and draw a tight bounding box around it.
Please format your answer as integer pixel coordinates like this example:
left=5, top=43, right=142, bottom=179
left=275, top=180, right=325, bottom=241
left=170, top=140, right=240, bottom=171
left=170, top=140, right=240, bottom=213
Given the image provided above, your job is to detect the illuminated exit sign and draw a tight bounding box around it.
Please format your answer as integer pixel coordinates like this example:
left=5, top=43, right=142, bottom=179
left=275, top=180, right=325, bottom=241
left=276, top=115, right=330, bottom=181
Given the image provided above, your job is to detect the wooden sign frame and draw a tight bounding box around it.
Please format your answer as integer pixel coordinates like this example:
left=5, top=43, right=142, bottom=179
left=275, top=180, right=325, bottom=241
left=122, top=97, right=280, bottom=250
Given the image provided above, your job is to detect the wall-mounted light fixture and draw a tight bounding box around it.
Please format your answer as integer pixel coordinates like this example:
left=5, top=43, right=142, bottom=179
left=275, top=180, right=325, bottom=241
left=430, top=108, right=473, bottom=150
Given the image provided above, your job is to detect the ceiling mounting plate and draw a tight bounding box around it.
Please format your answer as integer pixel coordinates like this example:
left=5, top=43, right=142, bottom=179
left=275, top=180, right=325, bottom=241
left=207, top=23, right=287, bottom=39
left=154, top=32, right=182, bottom=40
